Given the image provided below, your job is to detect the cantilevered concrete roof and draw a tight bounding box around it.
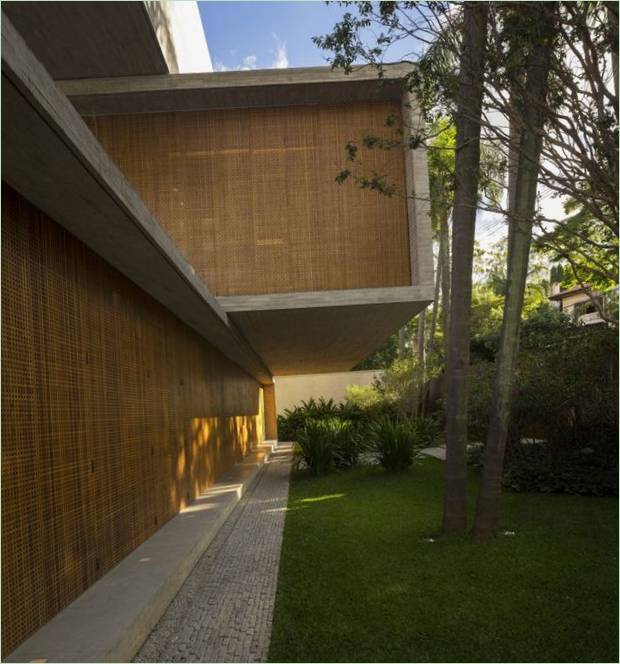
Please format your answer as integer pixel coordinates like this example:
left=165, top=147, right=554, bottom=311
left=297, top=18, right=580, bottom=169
left=2, top=1, right=212, bottom=79
left=59, top=62, right=413, bottom=114
left=1, top=16, right=270, bottom=384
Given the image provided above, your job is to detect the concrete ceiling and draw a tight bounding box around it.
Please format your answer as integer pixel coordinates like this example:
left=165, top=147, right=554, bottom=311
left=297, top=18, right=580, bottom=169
left=2, top=2, right=170, bottom=79
left=226, top=300, right=430, bottom=376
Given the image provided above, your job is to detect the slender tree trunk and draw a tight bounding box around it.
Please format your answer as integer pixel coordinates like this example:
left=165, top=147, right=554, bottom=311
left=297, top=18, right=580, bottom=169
left=427, top=214, right=445, bottom=357
left=442, top=1, right=488, bottom=534
left=415, top=310, right=426, bottom=416
left=439, top=206, right=451, bottom=359
left=417, top=310, right=426, bottom=366
left=473, top=5, right=556, bottom=540
left=427, top=258, right=442, bottom=349
left=606, top=1, right=619, bottom=98
left=398, top=327, right=407, bottom=358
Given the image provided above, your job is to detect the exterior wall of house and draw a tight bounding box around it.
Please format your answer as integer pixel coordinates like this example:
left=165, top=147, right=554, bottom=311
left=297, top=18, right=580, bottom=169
left=85, top=101, right=411, bottom=296
left=1, top=185, right=265, bottom=656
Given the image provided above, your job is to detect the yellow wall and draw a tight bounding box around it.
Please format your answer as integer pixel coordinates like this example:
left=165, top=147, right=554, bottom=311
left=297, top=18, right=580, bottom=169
left=274, top=370, right=383, bottom=416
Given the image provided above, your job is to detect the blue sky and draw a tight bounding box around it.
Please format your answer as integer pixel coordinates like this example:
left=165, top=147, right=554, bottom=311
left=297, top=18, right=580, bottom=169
left=198, top=1, right=419, bottom=71
left=199, top=1, right=351, bottom=71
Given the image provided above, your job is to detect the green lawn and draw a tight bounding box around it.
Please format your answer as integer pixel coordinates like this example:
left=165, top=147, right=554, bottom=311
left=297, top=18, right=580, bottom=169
left=269, top=458, right=618, bottom=662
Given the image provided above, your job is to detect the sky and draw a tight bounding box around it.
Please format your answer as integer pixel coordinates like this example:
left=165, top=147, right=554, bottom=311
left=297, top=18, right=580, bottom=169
left=198, top=1, right=421, bottom=71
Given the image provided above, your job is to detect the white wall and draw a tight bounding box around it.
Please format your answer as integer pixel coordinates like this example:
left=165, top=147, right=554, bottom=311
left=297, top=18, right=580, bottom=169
left=146, top=1, right=212, bottom=74
left=274, top=370, right=383, bottom=415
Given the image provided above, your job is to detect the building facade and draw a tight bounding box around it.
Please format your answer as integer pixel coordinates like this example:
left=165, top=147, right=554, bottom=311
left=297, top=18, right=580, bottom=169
left=1, top=2, right=433, bottom=656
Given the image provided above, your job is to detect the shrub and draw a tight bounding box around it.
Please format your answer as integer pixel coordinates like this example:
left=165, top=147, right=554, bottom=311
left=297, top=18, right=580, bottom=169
left=278, top=393, right=398, bottom=443
left=502, top=443, right=618, bottom=497
left=331, top=419, right=366, bottom=469
left=412, top=415, right=440, bottom=448
left=294, top=418, right=367, bottom=475
left=467, top=442, right=618, bottom=497
left=369, top=418, right=422, bottom=472
left=295, top=419, right=335, bottom=476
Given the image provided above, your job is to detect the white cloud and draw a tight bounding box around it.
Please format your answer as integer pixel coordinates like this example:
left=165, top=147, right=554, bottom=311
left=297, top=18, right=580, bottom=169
left=242, top=55, right=257, bottom=70
left=271, top=33, right=289, bottom=69
left=214, top=61, right=229, bottom=72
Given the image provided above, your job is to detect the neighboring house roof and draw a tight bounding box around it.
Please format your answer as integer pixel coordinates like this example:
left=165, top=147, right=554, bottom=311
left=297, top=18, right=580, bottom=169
left=549, top=285, right=594, bottom=301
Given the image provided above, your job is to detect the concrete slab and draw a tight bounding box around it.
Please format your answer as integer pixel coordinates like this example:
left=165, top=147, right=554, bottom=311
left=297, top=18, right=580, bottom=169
left=5, top=442, right=278, bottom=664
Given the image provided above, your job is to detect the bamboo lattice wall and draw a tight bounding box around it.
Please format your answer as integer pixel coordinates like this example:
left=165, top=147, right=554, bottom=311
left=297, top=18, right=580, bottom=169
left=86, top=101, right=411, bottom=296
left=1, top=184, right=264, bottom=657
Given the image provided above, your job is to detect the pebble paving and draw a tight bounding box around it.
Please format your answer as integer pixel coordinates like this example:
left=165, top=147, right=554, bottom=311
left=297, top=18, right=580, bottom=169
left=134, top=444, right=293, bottom=663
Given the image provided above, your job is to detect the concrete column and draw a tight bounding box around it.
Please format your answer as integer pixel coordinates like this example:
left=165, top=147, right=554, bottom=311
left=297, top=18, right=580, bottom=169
left=263, top=383, right=278, bottom=441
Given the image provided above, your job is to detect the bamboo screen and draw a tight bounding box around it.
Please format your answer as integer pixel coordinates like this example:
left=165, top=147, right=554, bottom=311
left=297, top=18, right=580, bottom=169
left=85, top=101, right=412, bottom=296
left=1, top=184, right=264, bottom=657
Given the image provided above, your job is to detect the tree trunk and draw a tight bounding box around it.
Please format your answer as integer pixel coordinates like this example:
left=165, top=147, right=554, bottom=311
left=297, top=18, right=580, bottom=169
left=415, top=309, right=426, bottom=416
left=398, top=327, right=407, bottom=358
left=439, top=206, right=451, bottom=359
left=473, top=5, right=556, bottom=540
left=427, top=212, right=445, bottom=358
left=606, top=1, right=619, bottom=98
left=442, top=1, right=488, bottom=534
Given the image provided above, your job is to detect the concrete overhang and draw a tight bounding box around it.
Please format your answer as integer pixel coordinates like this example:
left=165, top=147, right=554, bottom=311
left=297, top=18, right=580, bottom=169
left=58, top=62, right=413, bottom=115
left=1, top=16, right=271, bottom=384
left=218, top=287, right=433, bottom=376
left=4, top=1, right=165, bottom=79
left=58, top=63, right=435, bottom=377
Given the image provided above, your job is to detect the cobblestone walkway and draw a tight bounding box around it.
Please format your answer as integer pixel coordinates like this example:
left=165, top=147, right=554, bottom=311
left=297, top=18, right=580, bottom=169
left=135, top=444, right=293, bottom=663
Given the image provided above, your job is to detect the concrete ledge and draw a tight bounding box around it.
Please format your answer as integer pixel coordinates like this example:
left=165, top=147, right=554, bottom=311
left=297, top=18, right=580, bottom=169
left=5, top=442, right=278, bottom=663
left=218, top=285, right=436, bottom=313
left=59, top=63, right=412, bottom=115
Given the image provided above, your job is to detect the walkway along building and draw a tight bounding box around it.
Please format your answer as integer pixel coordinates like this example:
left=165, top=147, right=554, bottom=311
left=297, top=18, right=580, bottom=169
left=1, top=3, right=433, bottom=657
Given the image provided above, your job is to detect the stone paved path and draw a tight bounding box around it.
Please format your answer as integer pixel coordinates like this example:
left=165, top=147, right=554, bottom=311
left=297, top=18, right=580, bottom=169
left=421, top=446, right=446, bottom=460
left=134, top=444, right=293, bottom=663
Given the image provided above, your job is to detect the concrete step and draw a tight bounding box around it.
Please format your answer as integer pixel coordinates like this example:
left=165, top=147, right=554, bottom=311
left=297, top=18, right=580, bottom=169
left=6, top=441, right=278, bottom=663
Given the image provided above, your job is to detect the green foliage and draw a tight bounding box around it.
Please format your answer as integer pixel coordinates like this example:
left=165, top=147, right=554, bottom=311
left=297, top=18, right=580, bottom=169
left=503, top=444, right=618, bottom=497
left=344, top=383, right=381, bottom=409
left=369, top=418, right=423, bottom=472
left=467, top=310, right=618, bottom=495
left=278, top=394, right=398, bottom=443
left=469, top=442, right=618, bottom=497
left=412, top=414, right=441, bottom=448
left=536, top=199, right=618, bottom=305
left=295, top=419, right=335, bottom=476
left=294, top=417, right=366, bottom=475
left=331, top=419, right=366, bottom=470
left=277, top=397, right=339, bottom=441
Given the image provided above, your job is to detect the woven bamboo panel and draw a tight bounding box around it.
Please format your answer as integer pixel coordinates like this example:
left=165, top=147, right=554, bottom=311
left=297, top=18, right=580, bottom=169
left=85, top=101, right=411, bottom=296
left=1, top=184, right=265, bottom=657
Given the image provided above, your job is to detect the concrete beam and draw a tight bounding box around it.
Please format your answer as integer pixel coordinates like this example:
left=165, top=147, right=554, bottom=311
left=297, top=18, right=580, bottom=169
left=402, top=90, right=435, bottom=290
left=218, top=285, right=435, bottom=313
left=1, top=16, right=271, bottom=385
left=59, top=63, right=412, bottom=115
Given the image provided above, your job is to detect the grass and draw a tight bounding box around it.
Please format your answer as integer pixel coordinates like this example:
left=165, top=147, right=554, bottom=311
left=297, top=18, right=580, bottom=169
left=268, top=458, right=618, bottom=662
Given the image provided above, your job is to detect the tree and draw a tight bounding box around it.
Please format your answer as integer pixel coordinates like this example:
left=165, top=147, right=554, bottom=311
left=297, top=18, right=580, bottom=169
left=442, top=1, right=489, bottom=533
left=315, top=0, right=616, bottom=536
left=473, top=3, right=558, bottom=539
